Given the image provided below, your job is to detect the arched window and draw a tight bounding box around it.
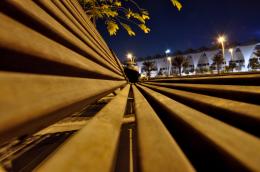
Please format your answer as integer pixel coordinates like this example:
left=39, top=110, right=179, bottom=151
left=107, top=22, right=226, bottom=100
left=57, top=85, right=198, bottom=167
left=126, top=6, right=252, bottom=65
left=197, top=53, right=209, bottom=67
left=234, top=48, right=245, bottom=63
left=186, top=55, right=194, bottom=67
left=232, top=48, right=245, bottom=71
left=183, top=56, right=195, bottom=73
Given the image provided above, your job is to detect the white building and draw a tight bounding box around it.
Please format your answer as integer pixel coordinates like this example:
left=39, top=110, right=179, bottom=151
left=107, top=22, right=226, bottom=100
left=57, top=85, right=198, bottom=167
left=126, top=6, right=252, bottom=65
left=136, top=42, right=260, bottom=77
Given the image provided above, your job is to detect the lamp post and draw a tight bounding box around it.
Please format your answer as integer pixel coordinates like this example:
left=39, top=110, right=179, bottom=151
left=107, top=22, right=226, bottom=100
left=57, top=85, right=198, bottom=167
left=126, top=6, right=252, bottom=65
left=165, top=49, right=171, bottom=55
left=127, top=53, right=134, bottom=64
left=229, top=48, right=235, bottom=72
left=165, top=49, right=171, bottom=76
left=218, top=35, right=226, bottom=62
left=229, top=48, right=234, bottom=61
left=167, top=57, right=172, bottom=76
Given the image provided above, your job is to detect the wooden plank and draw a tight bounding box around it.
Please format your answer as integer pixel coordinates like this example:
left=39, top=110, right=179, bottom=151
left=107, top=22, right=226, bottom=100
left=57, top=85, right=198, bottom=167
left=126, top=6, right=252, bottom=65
left=35, top=0, right=122, bottom=73
left=0, top=72, right=126, bottom=142
left=146, top=82, right=260, bottom=104
left=141, top=83, right=260, bottom=135
left=0, top=165, right=6, bottom=172
left=137, top=84, right=260, bottom=172
left=2, top=0, right=123, bottom=76
left=69, top=0, right=114, bottom=57
left=111, top=50, right=128, bottom=80
left=122, top=115, right=135, bottom=124
left=36, top=85, right=130, bottom=172
left=62, top=0, right=119, bottom=65
left=148, top=74, right=260, bottom=85
left=34, top=117, right=90, bottom=135
left=0, top=13, right=123, bottom=80
left=58, top=0, right=121, bottom=69
left=146, top=82, right=260, bottom=95
left=132, top=85, right=195, bottom=172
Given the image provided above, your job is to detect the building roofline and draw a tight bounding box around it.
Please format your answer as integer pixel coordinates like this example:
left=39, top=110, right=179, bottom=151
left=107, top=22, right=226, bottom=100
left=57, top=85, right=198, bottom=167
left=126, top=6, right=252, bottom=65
left=136, top=40, right=260, bottom=62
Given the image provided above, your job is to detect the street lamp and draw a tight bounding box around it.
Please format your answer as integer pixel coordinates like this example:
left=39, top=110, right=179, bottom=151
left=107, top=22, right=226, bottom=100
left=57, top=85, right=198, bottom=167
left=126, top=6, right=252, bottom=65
left=165, top=49, right=171, bottom=54
left=127, top=53, right=133, bottom=61
left=127, top=53, right=134, bottom=64
left=229, top=48, right=234, bottom=61
left=167, top=57, right=172, bottom=76
left=229, top=48, right=235, bottom=72
left=218, top=35, right=226, bottom=61
left=165, top=49, right=171, bottom=76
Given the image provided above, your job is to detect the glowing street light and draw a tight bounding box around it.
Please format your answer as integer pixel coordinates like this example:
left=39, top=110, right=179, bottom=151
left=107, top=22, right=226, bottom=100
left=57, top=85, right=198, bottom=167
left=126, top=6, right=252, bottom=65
left=165, top=49, right=171, bottom=54
left=127, top=53, right=133, bottom=60
left=167, top=57, right=172, bottom=76
left=165, top=49, right=171, bottom=76
left=127, top=53, right=134, bottom=63
left=229, top=48, right=234, bottom=61
left=218, top=35, right=226, bottom=61
left=217, top=36, right=226, bottom=44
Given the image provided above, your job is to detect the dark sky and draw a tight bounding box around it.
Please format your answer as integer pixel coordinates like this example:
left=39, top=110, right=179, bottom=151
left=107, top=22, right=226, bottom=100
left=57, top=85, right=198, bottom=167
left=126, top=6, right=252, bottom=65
left=96, top=0, right=260, bottom=61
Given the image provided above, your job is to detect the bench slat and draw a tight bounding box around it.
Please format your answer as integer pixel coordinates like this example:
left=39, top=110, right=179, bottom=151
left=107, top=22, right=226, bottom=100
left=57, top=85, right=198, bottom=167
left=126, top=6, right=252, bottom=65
left=0, top=13, right=123, bottom=80
left=141, top=83, right=260, bottom=135
left=36, top=85, right=130, bottom=172
left=146, top=82, right=260, bottom=104
left=36, top=0, right=121, bottom=73
left=147, top=74, right=260, bottom=85
left=137, top=84, right=260, bottom=172
left=132, top=85, right=195, bottom=172
left=0, top=72, right=126, bottom=142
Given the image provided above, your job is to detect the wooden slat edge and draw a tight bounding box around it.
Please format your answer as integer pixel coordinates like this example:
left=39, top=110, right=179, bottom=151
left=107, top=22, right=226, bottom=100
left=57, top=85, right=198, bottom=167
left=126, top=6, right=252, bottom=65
left=35, top=85, right=130, bottom=172
left=0, top=72, right=126, bottom=142
left=0, top=13, right=123, bottom=80
left=137, top=84, right=260, bottom=171
left=132, top=85, right=195, bottom=172
left=141, top=83, right=260, bottom=123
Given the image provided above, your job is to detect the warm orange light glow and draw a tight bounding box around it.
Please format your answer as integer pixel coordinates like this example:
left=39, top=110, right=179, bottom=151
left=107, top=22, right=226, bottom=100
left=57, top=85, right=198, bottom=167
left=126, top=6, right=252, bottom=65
left=218, top=36, right=226, bottom=44
left=127, top=53, right=133, bottom=59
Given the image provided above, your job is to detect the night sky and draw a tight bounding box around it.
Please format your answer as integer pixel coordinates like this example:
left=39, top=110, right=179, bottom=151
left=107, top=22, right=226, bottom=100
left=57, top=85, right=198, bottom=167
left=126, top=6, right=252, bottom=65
left=96, top=0, right=260, bottom=61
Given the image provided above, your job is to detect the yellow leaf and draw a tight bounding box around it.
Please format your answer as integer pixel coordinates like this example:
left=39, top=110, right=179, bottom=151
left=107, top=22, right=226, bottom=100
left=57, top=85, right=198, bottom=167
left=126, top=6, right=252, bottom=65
left=142, top=14, right=150, bottom=20
left=101, top=4, right=109, bottom=9
left=121, top=23, right=135, bottom=36
left=103, top=9, right=118, bottom=17
left=132, top=13, right=145, bottom=23
left=106, top=21, right=119, bottom=36
left=141, top=10, right=149, bottom=16
left=139, top=24, right=150, bottom=34
left=126, top=9, right=132, bottom=19
left=114, top=1, right=121, bottom=7
left=171, top=0, right=182, bottom=11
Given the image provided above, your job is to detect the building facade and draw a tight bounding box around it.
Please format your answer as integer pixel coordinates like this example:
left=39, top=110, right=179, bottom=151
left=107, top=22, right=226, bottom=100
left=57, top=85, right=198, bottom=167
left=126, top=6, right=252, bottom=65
left=137, top=42, right=260, bottom=77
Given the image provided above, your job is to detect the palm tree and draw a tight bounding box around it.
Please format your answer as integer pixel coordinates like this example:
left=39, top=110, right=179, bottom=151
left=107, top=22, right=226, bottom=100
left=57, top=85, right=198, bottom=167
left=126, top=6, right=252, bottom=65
left=247, top=49, right=260, bottom=70
left=248, top=58, right=259, bottom=70
left=142, top=61, right=156, bottom=79
left=254, top=49, right=260, bottom=58
left=212, top=52, right=224, bottom=74
left=229, top=60, right=237, bottom=72
left=172, top=55, right=189, bottom=76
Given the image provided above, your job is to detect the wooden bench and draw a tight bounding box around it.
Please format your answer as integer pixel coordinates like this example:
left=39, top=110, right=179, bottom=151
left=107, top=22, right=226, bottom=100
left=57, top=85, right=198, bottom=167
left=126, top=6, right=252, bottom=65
left=0, top=1, right=259, bottom=172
